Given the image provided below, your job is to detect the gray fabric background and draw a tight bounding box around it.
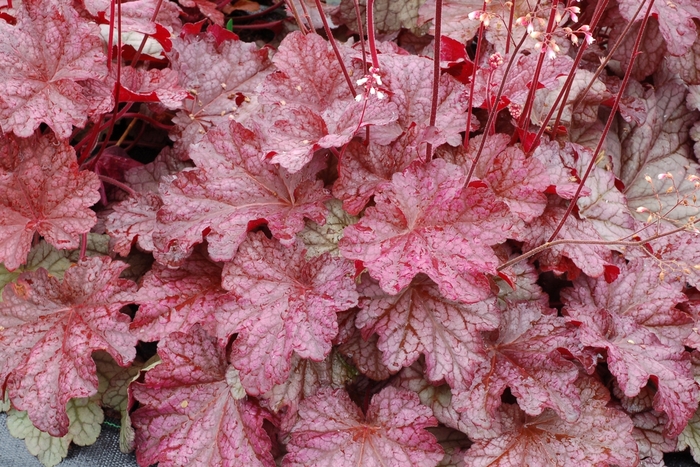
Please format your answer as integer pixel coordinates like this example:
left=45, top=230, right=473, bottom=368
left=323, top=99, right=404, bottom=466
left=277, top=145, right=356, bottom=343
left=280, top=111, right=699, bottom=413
left=0, top=413, right=139, bottom=467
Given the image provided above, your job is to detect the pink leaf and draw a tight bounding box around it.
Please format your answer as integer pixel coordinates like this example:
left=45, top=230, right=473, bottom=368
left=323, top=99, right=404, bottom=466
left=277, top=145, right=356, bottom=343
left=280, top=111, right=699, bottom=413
left=0, top=257, right=137, bottom=436
left=0, top=133, right=100, bottom=271
left=339, top=158, right=510, bottom=304
left=439, top=133, right=549, bottom=222
left=0, top=0, right=112, bottom=137
left=131, top=325, right=275, bottom=467
left=463, top=376, right=638, bottom=467
left=167, top=31, right=271, bottom=152
left=452, top=302, right=583, bottom=430
left=154, top=121, right=331, bottom=266
left=562, top=257, right=697, bottom=435
left=217, top=233, right=359, bottom=395
left=284, top=386, right=444, bottom=467
left=131, top=248, right=234, bottom=341
left=618, top=0, right=700, bottom=56
left=333, top=130, right=423, bottom=215
left=357, top=274, right=498, bottom=392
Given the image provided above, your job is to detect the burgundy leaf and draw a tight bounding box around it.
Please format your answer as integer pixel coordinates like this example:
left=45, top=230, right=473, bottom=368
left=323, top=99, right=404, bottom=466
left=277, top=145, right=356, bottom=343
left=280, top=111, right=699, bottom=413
left=0, top=133, right=100, bottom=271
left=333, top=131, right=424, bottom=215
left=563, top=262, right=697, bottom=436
left=617, top=0, right=700, bottom=56
left=339, top=158, right=510, bottom=304
left=284, top=386, right=444, bottom=467
left=131, top=325, right=275, bottom=467
left=0, top=257, right=137, bottom=436
left=217, top=233, right=359, bottom=395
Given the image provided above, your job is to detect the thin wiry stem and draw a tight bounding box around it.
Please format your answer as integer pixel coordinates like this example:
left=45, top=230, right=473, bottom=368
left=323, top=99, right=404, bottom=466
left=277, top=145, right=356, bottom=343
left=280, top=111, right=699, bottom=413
left=547, top=0, right=656, bottom=243
left=425, top=0, right=443, bottom=162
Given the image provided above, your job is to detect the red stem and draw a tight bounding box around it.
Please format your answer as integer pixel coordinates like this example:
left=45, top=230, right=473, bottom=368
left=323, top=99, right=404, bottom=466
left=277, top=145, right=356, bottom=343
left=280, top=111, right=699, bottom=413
left=547, top=0, right=656, bottom=242
left=425, top=0, right=443, bottom=162
left=314, top=0, right=357, bottom=99
left=530, top=0, right=609, bottom=152
left=464, top=12, right=486, bottom=147
left=365, top=0, right=380, bottom=70
left=464, top=32, right=529, bottom=187
left=516, top=0, right=559, bottom=135
left=98, top=174, right=137, bottom=198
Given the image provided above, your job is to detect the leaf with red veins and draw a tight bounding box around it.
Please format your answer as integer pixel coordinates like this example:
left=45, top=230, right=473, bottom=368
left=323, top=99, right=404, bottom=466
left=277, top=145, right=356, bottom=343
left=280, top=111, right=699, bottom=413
left=562, top=257, right=691, bottom=350
left=667, top=34, right=700, bottom=85
left=84, top=0, right=183, bottom=35
left=621, top=81, right=700, bottom=225
left=167, top=31, right=271, bottom=151
left=492, top=244, right=546, bottom=306
left=530, top=139, right=592, bottom=200
left=606, top=10, right=666, bottom=82
left=0, top=0, right=112, bottom=138
left=452, top=302, right=582, bottom=431
left=514, top=196, right=613, bottom=278
left=217, top=233, right=359, bottom=396
left=297, top=199, right=359, bottom=259
left=392, top=361, right=477, bottom=437
left=562, top=304, right=697, bottom=436
left=472, top=54, right=573, bottom=115
left=334, top=0, right=425, bottom=34
left=379, top=53, right=471, bottom=147
left=116, top=67, right=189, bottom=109
left=442, top=134, right=549, bottom=222
left=131, top=249, right=233, bottom=342
left=618, top=0, right=700, bottom=56
left=357, top=274, right=498, bottom=392
left=105, top=148, right=189, bottom=257
left=284, top=386, right=444, bottom=467
left=106, top=192, right=162, bottom=257
left=260, top=351, right=355, bottom=433
left=575, top=159, right=638, bottom=243
left=179, top=0, right=224, bottom=26
left=262, top=31, right=354, bottom=112
left=154, top=121, right=331, bottom=267
left=339, top=158, right=510, bottom=304
left=333, top=129, right=423, bottom=215
left=131, top=326, right=275, bottom=467
left=336, top=309, right=394, bottom=381
left=629, top=410, right=677, bottom=467
left=463, top=376, right=638, bottom=467
left=0, top=133, right=100, bottom=271
left=0, top=257, right=137, bottom=437
left=626, top=230, right=700, bottom=291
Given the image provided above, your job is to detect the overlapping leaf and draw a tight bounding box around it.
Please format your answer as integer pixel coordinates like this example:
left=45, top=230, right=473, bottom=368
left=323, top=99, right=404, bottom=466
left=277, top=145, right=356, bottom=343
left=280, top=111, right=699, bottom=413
left=217, top=232, right=359, bottom=395
left=562, top=258, right=697, bottom=436
left=284, top=386, right=444, bottom=467
left=463, top=376, right=638, bottom=467
left=0, top=257, right=137, bottom=436
left=452, top=302, right=583, bottom=430
left=167, top=30, right=271, bottom=152
left=0, top=0, right=112, bottom=137
left=356, top=274, right=498, bottom=392
left=154, top=121, right=331, bottom=266
left=0, top=133, right=100, bottom=271
left=131, top=249, right=233, bottom=341
left=131, top=325, right=275, bottom=467
left=339, top=158, right=510, bottom=304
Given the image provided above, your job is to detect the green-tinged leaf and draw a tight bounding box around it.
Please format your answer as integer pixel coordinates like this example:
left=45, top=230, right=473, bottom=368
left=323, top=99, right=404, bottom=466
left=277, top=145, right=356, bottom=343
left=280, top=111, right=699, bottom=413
left=7, top=397, right=103, bottom=467
left=678, top=407, right=700, bottom=463
left=0, top=241, right=71, bottom=297
left=297, top=199, right=358, bottom=258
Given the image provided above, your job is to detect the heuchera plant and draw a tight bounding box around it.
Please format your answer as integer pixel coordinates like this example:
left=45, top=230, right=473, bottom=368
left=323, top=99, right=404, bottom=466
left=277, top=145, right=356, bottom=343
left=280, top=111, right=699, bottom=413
left=1, top=0, right=700, bottom=465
